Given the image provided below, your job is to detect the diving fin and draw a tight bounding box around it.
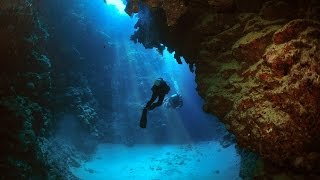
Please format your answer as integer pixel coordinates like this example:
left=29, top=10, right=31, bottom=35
left=139, top=108, right=148, bottom=128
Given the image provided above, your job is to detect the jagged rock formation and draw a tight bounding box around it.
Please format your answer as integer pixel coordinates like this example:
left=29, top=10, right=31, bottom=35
left=126, top=0, right=320, bottom=177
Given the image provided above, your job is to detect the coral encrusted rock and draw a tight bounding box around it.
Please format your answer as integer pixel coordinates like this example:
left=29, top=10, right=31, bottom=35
left=225, top=19, right=320, bottom=172
left=126, top=0, right=320, bottom=175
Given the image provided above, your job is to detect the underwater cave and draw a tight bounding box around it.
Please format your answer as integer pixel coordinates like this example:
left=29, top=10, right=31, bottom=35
left=1, top=0, right=320, bottom=179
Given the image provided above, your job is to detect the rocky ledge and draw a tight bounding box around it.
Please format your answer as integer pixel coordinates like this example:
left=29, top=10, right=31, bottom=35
left=125, top=0, right=320, bottom=176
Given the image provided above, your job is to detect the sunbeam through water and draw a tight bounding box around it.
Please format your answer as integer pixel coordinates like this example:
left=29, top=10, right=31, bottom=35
left=104, top=0, right=126, bottom=15
left=65, top=1, right=241, bottom=179
left=3, top=0, right=241, bottom=179
left=4, top=0, right=320, bottom=179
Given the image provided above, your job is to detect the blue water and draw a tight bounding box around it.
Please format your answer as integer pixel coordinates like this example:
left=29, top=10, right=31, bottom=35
left=40, top=0, right=241, bottom=179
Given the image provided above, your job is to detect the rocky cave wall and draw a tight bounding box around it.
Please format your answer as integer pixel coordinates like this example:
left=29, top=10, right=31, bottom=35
left=41, top=0, right=115, bottom=141
left=0, top=0, right=69, bottom=178
left=0, top=0, right=116, bottom=178
left=125, top=0, right=320, bottom=178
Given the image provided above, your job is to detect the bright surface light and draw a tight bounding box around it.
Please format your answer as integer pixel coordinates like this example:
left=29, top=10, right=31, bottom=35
left=105, top=0, right=126, bottom=14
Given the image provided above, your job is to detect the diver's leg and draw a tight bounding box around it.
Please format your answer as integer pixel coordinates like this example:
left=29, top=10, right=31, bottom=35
left=146, top=93, right=157, bottom=109
left=149, top=94, right=165, bottom=110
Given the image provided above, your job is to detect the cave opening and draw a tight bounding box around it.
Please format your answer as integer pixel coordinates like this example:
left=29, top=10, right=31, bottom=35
left=2, top=0, right=320, bottom=179
left=37, top=0, right=240, bottom=179
left=1, top=0, right=274, bottom=179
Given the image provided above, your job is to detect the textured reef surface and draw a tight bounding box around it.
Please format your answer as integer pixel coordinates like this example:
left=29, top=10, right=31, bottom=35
left=0, top=0, right=59, bottom=178
left=126, top=0, right=320, bottom=178
left=0, top=0, right=105, bottom=178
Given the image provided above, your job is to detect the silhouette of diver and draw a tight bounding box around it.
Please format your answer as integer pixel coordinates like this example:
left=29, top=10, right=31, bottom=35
left=140, top=78, right=170, bottom=128
left=145, top=78, right=171, bottom=110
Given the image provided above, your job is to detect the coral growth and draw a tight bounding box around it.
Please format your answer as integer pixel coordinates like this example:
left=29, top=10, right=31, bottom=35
left=0, top=0, right=62, bottom=178
left=0, top=0, right=101, bottom=178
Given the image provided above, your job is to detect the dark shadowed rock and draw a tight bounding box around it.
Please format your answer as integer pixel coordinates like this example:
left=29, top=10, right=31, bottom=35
left=259, top=1, right=291, bottom=20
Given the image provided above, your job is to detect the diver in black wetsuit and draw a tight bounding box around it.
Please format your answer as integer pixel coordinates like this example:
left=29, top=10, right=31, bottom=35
left=140, top=78, right=170, bottom=128
left=145, top=78, right=170, bottom=110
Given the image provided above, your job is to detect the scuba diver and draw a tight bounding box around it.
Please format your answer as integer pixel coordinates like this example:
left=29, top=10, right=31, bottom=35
left=140, top=78, right=170, bottom=128
left=164, top=94, right=183, bottom=109
left=145, top=78, right=171, bottom=110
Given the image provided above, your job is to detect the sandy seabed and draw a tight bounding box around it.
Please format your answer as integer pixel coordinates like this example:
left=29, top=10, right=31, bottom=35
left=71, top=141, right=241, bottom=180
